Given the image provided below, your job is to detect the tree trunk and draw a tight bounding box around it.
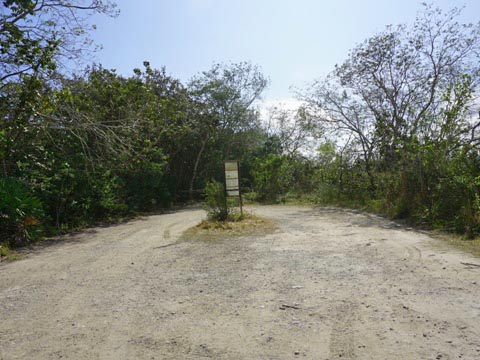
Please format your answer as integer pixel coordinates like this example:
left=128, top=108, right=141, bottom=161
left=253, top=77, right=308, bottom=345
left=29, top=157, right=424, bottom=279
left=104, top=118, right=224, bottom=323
left=189, top=138, right=207, bottom=201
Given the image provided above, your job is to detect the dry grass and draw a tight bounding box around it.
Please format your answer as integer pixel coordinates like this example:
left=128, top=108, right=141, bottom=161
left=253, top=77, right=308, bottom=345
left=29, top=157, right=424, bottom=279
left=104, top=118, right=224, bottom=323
left=183, top=213, right=277, bottom=242
left=431, top=231, right=480, bottom=258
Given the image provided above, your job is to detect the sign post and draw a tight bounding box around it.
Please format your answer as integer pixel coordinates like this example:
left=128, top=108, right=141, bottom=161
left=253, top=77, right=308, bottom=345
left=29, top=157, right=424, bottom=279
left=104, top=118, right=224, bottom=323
left=224, top=160, right=243, bottom=215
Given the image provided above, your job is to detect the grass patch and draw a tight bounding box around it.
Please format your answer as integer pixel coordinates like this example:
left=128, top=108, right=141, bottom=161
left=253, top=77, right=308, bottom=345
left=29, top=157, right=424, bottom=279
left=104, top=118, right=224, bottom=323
left=0, top=243, right=23, bottom=262
left=430, top=232, right=480, bottom=258
left=183, top=212, right=277, bottom=242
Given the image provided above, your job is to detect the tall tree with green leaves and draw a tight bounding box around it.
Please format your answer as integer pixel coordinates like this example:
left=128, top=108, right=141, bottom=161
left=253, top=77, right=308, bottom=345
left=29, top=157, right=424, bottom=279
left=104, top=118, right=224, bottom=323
left=186, top=62, right=268, bottom=198
left=302, top=4, right=480, bottom=193
left=1, top=0, right=118, bottom=86
left=1, top=0, right=118, bottom=177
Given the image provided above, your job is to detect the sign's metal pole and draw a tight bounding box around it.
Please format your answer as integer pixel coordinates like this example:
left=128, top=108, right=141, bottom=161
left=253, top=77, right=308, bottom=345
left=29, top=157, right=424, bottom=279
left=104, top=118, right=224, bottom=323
left=237, top=160, right=243, bottom=216
left=223, top=162, right=228, bottom=214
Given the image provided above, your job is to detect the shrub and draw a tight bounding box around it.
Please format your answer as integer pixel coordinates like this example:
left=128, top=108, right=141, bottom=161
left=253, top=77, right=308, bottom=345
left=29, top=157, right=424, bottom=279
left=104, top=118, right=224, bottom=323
left=203, top=180, right=230, bottom=221
left=0, top=177, right=44, bottom=247
left=251, top=154, right=294, bottom=203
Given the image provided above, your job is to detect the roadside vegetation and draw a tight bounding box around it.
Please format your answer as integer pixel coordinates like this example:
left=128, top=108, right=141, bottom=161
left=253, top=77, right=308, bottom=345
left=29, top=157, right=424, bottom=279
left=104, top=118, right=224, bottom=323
left=190, top=179, right=276, bottom=240
left=1, top=2, right=479, bottom=258
left=299, top=5, right=480, bottom=239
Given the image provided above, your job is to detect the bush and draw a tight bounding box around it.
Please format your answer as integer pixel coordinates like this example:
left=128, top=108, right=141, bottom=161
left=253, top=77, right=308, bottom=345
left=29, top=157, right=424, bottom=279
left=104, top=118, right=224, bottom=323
left=122, top=163, right=171, bottom=212
left=203, top=180, right=229, bottom=221
left=251, top=154, right=294, bottom=203
left=0, top=177, right=44, bottom=247
left=87, top=171, right=128, bottom=220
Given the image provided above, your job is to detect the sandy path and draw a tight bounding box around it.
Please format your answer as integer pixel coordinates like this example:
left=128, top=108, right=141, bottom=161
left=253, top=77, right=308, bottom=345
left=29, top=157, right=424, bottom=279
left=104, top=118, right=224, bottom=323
left=1, top=205, right=480, bottom=359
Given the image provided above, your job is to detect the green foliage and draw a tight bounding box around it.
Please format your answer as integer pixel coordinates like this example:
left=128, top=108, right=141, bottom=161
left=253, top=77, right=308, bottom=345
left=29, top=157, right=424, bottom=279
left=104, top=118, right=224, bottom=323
left=299, top=5, right=480, bottom=238
left=251, top=154, right=293, bottom=203
left=203, top=180, right=230, bottom=221
left=204, top=180, right=228, bottom=221
left=0, top=242, right=22, bottom=261
left=185, top=62, right=267, bottom=199
left=203, top=179, right=247, bottom=222
left=310, top=140, right=480, bottom=237
left=121, top=163, right=171, bottom=212
left=0, top=58, right=270, bottom=244
left=0, top=243, right=9, bottom=258
left=1, top=0, right=269, bottom=247
left=0, top=178, right=44, bottom=247
left=0, top=0, right=118, bottom=86
left=2, top=2, right=478, bottom=246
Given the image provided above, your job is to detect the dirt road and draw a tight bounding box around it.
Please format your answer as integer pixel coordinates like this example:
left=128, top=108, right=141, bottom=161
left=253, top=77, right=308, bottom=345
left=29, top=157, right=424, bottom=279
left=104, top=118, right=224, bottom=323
left=1, top=206, right=480, bottom=359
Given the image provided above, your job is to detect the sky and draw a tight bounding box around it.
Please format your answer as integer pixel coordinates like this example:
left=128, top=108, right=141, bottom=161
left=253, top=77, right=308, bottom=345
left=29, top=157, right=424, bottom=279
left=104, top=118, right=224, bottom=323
left=89, top=0, right=480, bottom=105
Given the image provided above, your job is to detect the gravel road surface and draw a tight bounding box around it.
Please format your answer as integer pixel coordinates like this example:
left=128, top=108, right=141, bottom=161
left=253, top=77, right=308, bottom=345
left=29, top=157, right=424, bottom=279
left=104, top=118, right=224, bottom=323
left=1, top=205, right=480, bottom=359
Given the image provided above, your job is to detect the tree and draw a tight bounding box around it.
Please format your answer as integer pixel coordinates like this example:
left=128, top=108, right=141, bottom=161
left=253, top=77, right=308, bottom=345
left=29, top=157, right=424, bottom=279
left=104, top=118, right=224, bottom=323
left=186, top=62, right=268, bottom=198
left=299, top=4, right=480, bottom=235
left=302, top=4, right=480, bottom=193
left=263, top=105, right=319, bottom=157
left=0, top=0, right=118, bottom=87
left=1, top=1, right=118, bottom=179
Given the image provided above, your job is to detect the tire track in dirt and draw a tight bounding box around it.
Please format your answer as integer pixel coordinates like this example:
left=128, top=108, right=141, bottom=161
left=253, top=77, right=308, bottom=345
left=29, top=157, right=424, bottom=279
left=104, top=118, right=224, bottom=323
left=405, top=245, right=422, bottom=261
left=94, top=217, right=196, bottom=359
left=328, top=301, right=359, bottom=359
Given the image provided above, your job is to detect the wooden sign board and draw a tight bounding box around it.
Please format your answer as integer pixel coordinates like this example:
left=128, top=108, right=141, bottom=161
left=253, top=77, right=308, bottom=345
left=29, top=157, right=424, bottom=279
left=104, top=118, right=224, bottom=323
left=224, top=160, right=240, bottom=197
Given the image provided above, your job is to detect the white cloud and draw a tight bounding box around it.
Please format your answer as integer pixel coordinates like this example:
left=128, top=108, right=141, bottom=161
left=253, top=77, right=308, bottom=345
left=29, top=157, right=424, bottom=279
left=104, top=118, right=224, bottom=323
left=256, top=97, right=304, bottom=121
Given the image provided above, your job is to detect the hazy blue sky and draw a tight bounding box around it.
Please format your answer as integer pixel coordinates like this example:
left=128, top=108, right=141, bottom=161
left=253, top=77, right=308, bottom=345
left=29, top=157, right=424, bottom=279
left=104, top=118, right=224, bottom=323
left=89, top=0, right=480, bottom=103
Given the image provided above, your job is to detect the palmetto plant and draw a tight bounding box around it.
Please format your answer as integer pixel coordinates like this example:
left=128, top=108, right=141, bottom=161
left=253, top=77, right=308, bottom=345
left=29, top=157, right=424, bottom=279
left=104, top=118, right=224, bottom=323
left=0, top=178, right=44, bottom=247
